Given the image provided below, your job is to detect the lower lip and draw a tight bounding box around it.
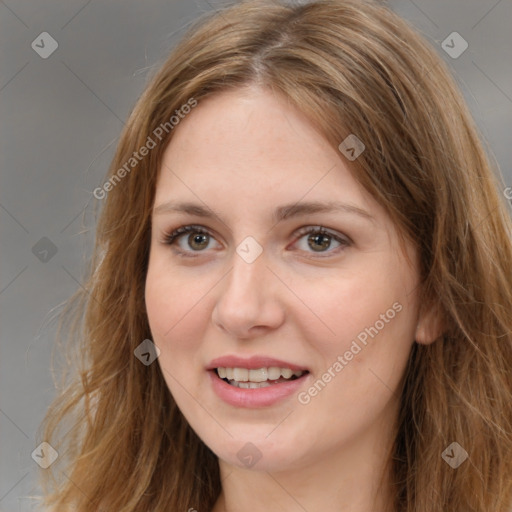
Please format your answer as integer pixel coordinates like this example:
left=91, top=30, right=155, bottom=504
left=208, top=370, right=310, bottom=408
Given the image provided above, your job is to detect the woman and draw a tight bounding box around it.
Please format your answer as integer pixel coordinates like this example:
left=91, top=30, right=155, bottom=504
left=38, top=0, right=512, bottom=510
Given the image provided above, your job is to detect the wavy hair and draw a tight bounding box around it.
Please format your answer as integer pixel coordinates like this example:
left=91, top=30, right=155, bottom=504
left=37, top=1, right=512, bottom=510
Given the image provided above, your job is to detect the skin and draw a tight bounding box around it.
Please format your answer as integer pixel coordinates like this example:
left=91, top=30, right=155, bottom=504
left=145, top=86, right=439, bottom=512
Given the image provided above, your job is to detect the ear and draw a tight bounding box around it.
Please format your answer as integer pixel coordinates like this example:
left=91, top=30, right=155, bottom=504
left=415, top=302, right=444, bottom=345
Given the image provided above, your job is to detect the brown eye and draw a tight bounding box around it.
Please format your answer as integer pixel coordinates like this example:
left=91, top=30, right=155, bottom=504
left=162, top=224, right=350, bottom=258
left=163, top=225, right=219, bottom=254
left=187, top=232, right=209, bottom=250
left=294, top=226, right=351, bottom=256
left=307, top=232, right=332, bottom=252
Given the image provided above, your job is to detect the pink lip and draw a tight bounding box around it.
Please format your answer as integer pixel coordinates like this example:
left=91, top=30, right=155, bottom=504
left=207, top=355, right=308, bottom=372
left=208, top=369, right=310, bottom=408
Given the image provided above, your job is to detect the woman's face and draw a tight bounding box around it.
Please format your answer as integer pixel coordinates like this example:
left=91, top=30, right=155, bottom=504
left=145, top=86, right=422, bottom=472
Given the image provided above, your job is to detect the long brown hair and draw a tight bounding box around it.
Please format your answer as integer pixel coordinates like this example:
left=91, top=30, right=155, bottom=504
left=37, top=1, right=512, bottom=510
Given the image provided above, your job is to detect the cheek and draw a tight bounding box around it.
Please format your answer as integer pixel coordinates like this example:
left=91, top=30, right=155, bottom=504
left=144, top=257, right=207, bottom=353
left=294, top=266, right=402, bottom=343
left=295, top=260, right=417, bottom=379
left=145, top=260, right=209, bottom=403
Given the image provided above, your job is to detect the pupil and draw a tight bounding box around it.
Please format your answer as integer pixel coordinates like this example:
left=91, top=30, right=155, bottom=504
left=189, top=233, right=208, bottom=250
left=309, top=233, right=330, bottom=251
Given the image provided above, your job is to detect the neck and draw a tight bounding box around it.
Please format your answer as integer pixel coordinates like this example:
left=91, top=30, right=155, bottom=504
left=211, top=414, right=397, bottom=512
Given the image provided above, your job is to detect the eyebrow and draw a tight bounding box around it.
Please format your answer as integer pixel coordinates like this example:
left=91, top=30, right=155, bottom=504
left=153, top=200, right=375, bottom=224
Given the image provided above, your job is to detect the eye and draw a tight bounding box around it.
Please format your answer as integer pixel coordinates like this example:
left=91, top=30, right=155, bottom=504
left=292, top=226, right=351, bottom=256
left=162, top=225, right=220, bottom=256
left=161, top=224, right=351, bottom=258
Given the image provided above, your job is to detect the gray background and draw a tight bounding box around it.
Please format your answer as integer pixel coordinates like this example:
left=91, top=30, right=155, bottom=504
left=1, top=0, right=511, bottom=510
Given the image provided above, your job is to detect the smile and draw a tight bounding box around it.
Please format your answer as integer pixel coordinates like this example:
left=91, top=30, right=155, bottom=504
left=216, top=367, right=307, bottom=388
left=209, top=367, right=310, bottom=408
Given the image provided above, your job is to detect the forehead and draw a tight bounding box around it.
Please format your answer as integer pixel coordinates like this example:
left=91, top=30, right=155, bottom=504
left=155, top=87, right=374, bottom=214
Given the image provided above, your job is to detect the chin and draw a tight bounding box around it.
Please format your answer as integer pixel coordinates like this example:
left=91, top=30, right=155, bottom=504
left=199, top=427, right=307, bottom=472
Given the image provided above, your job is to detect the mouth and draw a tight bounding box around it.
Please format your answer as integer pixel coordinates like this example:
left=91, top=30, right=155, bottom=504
left=213, top=366, right=310, bottom=389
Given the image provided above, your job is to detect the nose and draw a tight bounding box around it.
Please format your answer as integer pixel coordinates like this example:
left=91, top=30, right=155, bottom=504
left=211, top=247, right=285, bottom=339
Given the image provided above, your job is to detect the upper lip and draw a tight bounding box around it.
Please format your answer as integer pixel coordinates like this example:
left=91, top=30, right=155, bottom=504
left=207, top=355, right=309, bottom=372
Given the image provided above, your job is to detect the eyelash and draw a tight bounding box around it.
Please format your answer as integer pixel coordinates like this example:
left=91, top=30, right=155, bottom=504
left=161, top=224, right=351, bottom=258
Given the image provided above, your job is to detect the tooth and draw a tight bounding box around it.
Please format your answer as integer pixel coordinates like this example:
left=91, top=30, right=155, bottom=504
left=249, top=381, right=271, bottom=388
left=280, top=368, right=293, bottom=379
left=267, top=367, right=281, bottom=380
left=222, top=366, right=304, bottom=383
left=233, top=368, right=249, bottom=381
left=238, top=382, right=250, bottom=389
left=248, top=368, right=268, bottom=382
